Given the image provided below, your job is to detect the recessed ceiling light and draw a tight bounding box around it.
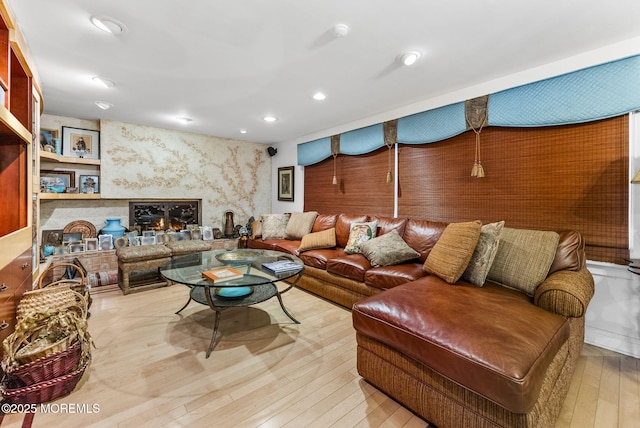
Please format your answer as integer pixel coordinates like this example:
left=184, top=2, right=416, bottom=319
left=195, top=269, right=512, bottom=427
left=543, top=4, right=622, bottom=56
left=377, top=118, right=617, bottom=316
left=400, top=51, right=421, bottom=66
left=176, top=117, right=192, bottom=124
left=333, top=24, right=350, bottom=37
left=90, top=16, right=126, bottom=35
left=95, top=101, right=113, bottom=110
left=313, top=92, right=327, bottom=101
left=263, top=115, right=277, bottom=123
left=92, top=76, right=115, bottom=88
left=240, top=129, right=248, bottom=134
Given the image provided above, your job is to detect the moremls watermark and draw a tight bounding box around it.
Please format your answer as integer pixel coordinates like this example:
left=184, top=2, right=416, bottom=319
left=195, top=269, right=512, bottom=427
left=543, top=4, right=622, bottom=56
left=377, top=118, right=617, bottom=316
left=1, top=403, right=100, bottom=414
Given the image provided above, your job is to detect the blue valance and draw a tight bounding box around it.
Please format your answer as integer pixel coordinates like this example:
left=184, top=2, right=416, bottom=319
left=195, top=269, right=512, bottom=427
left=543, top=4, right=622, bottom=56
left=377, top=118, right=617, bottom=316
left=340, top=124, right=384, bottom=155
left=397, top=102, right=467, bottom=144
left=297, top=136, right=331, bottom=166
left=489, top=55, right=640, bottom=126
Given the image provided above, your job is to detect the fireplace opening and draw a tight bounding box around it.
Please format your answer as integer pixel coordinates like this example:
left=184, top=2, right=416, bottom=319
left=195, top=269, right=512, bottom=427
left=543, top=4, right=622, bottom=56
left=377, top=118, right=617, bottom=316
left=129, top=200, right=201, bottom=231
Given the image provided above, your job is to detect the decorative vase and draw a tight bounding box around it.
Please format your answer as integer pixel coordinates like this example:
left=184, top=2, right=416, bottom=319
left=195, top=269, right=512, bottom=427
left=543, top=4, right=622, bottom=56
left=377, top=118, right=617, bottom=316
left=43, top=245, right=54, bottom=257
left=224, top=211, right=235, bottom=238
left=102, top=217, right=126, bottom=238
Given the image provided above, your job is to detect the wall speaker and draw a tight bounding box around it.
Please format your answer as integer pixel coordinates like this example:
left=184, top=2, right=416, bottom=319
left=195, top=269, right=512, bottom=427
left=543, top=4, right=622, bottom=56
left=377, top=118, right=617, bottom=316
left=267, top=147, right=277, bottom=157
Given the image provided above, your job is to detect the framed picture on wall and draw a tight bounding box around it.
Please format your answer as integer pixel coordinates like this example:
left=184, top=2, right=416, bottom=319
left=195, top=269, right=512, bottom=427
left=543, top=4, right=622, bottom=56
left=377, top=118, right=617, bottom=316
left=278, top=166, right=294, bottom=202
left=39, top=128, right=59, bottom=151
left=62, top=126, right=100, bottom=159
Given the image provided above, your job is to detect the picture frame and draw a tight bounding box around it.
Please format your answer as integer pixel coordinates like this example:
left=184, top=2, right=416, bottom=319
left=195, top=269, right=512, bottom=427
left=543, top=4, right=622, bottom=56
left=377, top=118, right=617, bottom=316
left=79, top=175, right=99, bottom=194
left=69, top=243, right=85, bottom=253
left=40, top=170, right=76, bottom=192
left=42, top=229, right=64, bottom=247
left=62, top=232, right=83, bottom=245
left=98, top=234, right=113, bottom=251
left=201, top=226, right=213, bottom=241
left=278, top=166, right=294, bottom=201
left=85, top=238, right=99, bottom=252
left=62, top=126, right=100, bottom=159
left=39, top=128, right=59, bottom=152
left=53, top=246, right=68, bottom=255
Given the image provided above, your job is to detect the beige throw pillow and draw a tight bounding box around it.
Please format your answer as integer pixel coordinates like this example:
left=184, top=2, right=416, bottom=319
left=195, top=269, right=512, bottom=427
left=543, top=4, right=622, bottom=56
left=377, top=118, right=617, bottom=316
left=285, top=211, right=318, bottom=239
left=423, top=220, right=482, bottom=284
left=261, top=213, right=290, bottom=240
left=298, top=228, right=337, bottom=252
left=487, top=227, right=560, bottom=296
left=461, top=221, right=505, bottom=287
left=359, top=230, right=420, bottom=267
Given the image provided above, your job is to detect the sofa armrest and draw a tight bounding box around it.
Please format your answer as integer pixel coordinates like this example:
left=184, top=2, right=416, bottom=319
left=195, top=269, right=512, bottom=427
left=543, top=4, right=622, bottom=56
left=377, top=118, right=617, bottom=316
left=534, top=267, right=594, bottom=317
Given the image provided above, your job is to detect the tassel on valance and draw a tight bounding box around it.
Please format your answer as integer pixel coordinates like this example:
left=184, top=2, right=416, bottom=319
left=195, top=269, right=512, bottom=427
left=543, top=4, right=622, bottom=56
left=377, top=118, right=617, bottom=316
left=331, top=135, right=340, bottom=185
left=383, top=119, right=398, bottom=183
left=465, top=95, right=489, bottom=178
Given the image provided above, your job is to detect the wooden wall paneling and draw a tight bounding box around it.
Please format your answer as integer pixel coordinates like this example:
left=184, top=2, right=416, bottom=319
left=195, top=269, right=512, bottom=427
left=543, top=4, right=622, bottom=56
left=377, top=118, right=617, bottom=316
left=304, top=146, right=394, bottom=216
left=397, top=116, right=629, bottom=264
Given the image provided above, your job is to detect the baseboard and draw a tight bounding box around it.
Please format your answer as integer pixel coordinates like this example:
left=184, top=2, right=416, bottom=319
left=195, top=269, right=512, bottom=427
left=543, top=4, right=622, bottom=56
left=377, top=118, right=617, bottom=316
left=584, top=325, right=640, bottom=358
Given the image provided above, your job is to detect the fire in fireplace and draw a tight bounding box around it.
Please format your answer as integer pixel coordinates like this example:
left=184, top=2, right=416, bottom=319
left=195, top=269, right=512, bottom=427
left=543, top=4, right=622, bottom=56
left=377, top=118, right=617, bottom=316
left=129, top=200, right=200, bottom=231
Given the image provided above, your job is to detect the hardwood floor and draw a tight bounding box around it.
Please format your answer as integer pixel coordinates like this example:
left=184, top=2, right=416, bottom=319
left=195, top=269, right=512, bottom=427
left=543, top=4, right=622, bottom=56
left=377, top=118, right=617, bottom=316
left=2, top=284, right=638, bottom=427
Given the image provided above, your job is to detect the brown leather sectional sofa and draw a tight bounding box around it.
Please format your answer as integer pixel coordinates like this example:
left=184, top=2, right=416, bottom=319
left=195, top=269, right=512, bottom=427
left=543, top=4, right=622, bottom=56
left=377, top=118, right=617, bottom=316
left=248, top=213, right=595, bottom=428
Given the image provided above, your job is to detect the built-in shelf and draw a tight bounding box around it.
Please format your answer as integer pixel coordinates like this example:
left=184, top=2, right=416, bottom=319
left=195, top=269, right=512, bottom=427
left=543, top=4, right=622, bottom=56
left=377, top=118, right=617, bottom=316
left=39, top=193, right=101, bottom=200
left=39, top=151, right=101, bottom=165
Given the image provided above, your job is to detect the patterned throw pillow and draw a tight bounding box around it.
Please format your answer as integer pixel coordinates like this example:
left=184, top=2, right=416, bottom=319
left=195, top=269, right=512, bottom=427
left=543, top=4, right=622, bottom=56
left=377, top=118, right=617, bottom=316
left=423, top=220, right=482, bottom=284
left=359, top=230, right=420, bottom=267
left=285, top=211, right=318, bottom=239
left=487, top=228, right=560, bottom=296
left=461, top=221, right=505, bottom=286
left=261, top=213, right=290, bottom=240
left=298, top=228, right=336, bottom=252
left=344, top=221, right=377, bottom=254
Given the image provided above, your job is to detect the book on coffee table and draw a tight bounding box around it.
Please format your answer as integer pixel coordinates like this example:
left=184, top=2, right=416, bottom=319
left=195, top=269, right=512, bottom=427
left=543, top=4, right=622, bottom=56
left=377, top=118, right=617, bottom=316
left=202, top=266, right=243, bottom=283
left=262, top=260, right=300, bottom=274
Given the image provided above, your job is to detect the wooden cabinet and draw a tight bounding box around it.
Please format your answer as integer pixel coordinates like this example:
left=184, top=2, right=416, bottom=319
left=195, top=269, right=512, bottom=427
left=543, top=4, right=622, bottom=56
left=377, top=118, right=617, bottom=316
left=0, top=0, right=40, bottom=356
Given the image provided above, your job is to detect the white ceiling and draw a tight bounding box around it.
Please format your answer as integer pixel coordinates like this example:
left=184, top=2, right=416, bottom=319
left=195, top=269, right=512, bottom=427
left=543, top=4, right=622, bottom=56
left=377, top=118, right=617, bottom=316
left=8, top=0, right=640, bottom=144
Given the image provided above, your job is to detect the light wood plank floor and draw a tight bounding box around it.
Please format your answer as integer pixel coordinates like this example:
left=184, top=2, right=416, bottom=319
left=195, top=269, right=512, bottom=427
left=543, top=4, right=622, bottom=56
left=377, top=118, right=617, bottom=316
left=2, top=284, right=638, bottom=427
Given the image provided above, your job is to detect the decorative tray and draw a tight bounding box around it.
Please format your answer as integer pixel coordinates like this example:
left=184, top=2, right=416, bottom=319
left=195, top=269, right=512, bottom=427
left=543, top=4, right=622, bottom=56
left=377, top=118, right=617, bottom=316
left=63, top=220, right=97, bottom=239
left=215, top=250, right=258, bottom=265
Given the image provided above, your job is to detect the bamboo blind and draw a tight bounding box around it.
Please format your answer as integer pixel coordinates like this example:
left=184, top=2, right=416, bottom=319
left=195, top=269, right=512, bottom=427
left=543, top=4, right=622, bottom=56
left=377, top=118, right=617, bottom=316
left=397, top=116, right=629, bottom=264
left=304, top=146, right=394, bottom=216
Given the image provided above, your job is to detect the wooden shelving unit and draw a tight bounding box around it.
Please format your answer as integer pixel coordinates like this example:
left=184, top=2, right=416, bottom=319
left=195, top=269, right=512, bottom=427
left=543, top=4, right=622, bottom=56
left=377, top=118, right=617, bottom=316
left=39, top=192, right=102, bottom=200
left=40, top=151, right=101, bottom=166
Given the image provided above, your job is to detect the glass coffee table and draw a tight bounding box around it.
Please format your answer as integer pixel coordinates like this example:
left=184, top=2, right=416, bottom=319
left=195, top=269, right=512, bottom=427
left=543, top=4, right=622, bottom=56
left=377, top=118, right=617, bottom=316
left=159, top=249, right=303, bottom=357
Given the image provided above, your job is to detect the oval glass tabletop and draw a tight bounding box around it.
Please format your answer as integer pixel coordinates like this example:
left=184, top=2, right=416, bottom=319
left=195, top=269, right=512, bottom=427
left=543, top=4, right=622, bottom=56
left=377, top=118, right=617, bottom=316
left=159, top=249, right=304, bottom=288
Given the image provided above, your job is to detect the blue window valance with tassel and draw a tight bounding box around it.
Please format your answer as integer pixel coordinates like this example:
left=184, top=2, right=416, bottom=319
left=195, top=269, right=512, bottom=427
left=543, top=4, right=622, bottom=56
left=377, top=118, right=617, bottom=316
left=298, top=54, right=640, bottom=166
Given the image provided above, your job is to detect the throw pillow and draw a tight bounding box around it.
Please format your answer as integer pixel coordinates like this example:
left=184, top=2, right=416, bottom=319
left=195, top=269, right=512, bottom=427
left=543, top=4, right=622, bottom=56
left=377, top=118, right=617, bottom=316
left=251, top=220, right=262, bottom=239
left=423, top=220, right=482, bottom=284
left=261, top=213, right=290, bottom=240
left=487, top=228, right=560, bottom=296
left=344, top=221, right=377, bottom=254
left=359, top=230, right=420, bottom=267
left=285, top=211, right=318, bottom=239
left=461, top=221, right=505, bottom=287
left=298, top=228, right=337, bottom=252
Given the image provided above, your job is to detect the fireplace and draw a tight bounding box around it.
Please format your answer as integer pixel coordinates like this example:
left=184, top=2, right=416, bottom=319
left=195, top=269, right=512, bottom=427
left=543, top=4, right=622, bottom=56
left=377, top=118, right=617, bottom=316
left=129, top=200, right=200, bottom=231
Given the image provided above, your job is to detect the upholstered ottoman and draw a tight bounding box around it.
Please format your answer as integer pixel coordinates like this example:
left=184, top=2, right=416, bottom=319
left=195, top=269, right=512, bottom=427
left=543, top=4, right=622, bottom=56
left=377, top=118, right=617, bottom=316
left=165, top=240, right=212, bottom=256
left=116, top=245, right=172, bottom=294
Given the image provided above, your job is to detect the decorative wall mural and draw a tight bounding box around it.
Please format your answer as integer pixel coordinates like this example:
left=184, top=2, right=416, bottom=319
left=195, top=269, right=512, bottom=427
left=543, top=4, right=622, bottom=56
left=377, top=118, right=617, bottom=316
left=100, top=120, right=271, bottom=228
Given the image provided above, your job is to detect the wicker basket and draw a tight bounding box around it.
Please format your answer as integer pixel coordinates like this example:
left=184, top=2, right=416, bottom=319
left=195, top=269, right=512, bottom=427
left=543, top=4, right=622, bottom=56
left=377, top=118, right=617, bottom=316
left=0, top=356, right=89, bottom=404
left=16, top=285, right=79, bottom=320
left=38, top=262, right=92, bottom=311
left=2, top=340, right=83, bottom=387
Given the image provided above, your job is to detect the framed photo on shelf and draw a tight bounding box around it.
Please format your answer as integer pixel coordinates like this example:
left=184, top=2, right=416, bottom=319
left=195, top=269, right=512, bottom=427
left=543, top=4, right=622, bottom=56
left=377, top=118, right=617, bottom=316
left=62, top=126, right=100, bottom=159
left=39, top=128, right=59, bottom=151
left=278, top=166, right=294, bottom=201
left=40, top=170, right=76, bottom=191
left=42, top=229, right=64, bottom=247
left=79, top=175, right=100, bottom=193
left=85, top=238, right=99, bottom=252
left=98, top=234, right=113, bottom=251
left=69, top=243, right=85, bottom=253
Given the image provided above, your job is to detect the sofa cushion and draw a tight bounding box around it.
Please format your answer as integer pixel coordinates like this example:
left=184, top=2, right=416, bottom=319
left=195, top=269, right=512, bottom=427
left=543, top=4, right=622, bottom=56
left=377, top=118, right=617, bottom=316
left=487, top=228, right=560, bottom=296
left=424, top=220, right=482, bottom=284
left=548, top=230, right=584, bottom=274
left=371, top=216, right=408, bottom=237
left=264, top=239, right=302, bottom=255
left=247, top=238, right=279, bottom=251
left=335, top=214, right=369, bottom=248
left=261, top=213, right=290, bottom=240
left=326, top=254, right=372, bottom=282
left=312, top=214, right=338, bottom=233
left=352, top=278, right=570, bottom=413
left=402, top=219, right=449, bottom=262
left=298, top=248, right=346, bottom=270
left=298, top=228, right=336, bottom=253
left=461, top=221, right=505, bottom=286
left=344, top=221, right=377, bottom=254
left=359, top=230, right=420, bottom=267
left=285, top=211, right=318, bottom=239
left=364, top=263, right=426, bottom=290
